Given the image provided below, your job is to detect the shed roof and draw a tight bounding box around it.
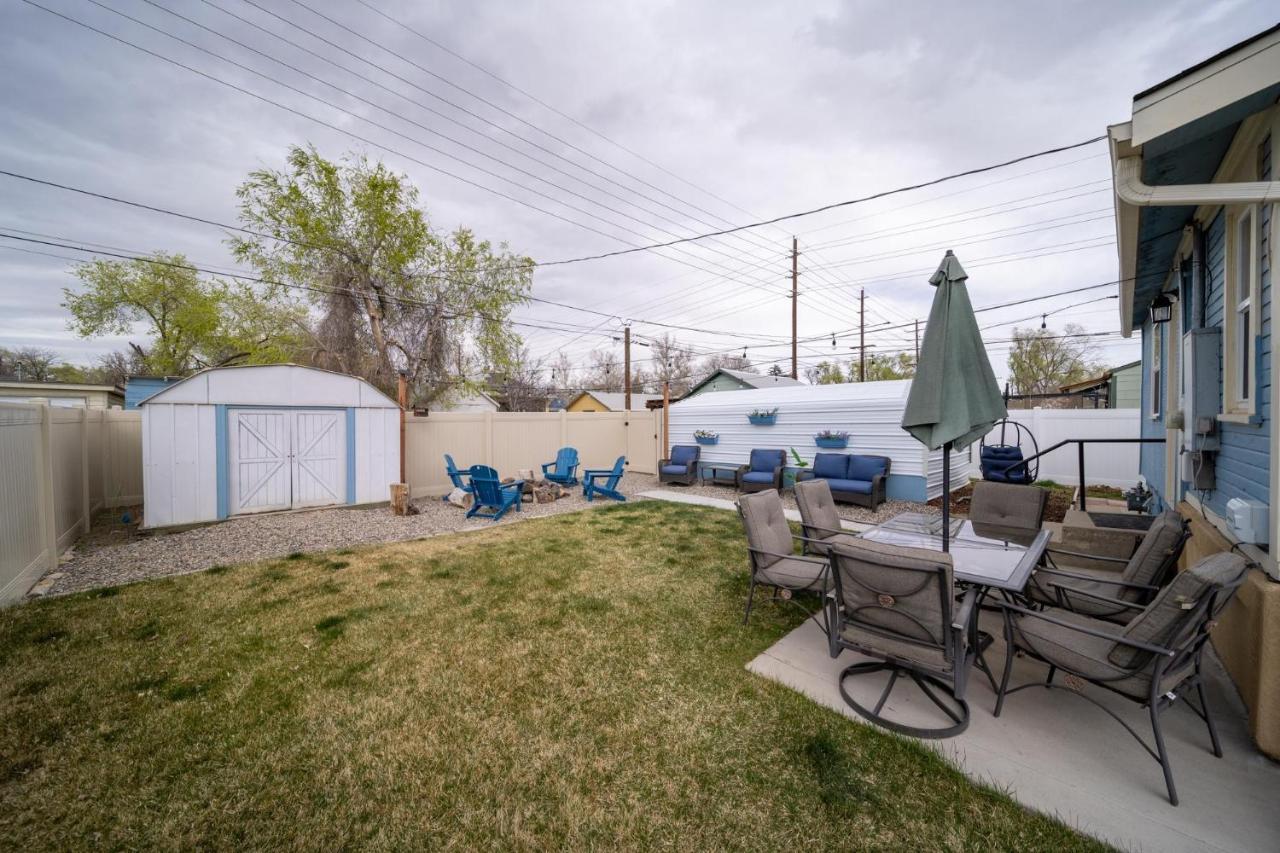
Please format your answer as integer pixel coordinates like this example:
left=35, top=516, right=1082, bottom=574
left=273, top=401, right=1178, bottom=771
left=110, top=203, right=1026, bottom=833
left=141, top=364, right=398, bottom=408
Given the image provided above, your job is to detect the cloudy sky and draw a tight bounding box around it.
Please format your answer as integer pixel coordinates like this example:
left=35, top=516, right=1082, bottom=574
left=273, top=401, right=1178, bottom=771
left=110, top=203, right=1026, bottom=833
left=2, top=0, right=1276, bottom=388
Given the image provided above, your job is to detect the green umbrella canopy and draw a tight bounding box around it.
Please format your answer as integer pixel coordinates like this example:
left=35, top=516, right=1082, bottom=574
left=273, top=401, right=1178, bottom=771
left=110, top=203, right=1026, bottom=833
left=901, top=250, right=1007, bottom=451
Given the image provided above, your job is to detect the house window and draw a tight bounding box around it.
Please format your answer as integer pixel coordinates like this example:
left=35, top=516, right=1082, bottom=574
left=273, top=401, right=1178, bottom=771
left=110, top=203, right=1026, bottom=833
left=1225, top=205, right=1260, bottom=414
left=1150, top=321, right=1162, bottom=419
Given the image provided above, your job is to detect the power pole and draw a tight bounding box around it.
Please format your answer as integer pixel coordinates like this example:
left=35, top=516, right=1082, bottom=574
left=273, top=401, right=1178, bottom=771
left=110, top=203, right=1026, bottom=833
left=790, top=236, right=798, bottom=380
left=914, top=319, right=920, bottom=364
left=858, top=289, right=866, bottom=382
left=623, top=324, right=632, bottom=412
left=661, top=381, right=670, bottom=460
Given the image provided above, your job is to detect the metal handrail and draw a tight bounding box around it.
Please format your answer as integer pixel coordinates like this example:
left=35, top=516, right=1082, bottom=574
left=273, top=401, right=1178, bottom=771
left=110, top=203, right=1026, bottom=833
left=991, top=437, right=1166, bottom=511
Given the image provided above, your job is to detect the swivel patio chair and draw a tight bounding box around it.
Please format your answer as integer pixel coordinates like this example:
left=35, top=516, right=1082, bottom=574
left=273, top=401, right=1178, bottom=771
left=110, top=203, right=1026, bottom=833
left=466, top=465, right=524, bottom=522
left=583, top=456, right=627, bottom=502
left=444, top=454, right=475, bottom=494
left=658, top=444, right=700, bottom=486
left=994, top=551, right=1250, bottom=805
left=736, top=489, right=831, bottom=627
left=1025, top=510, right=1189, bottom=624
left=736, top=448, right=785, bottom=493
left=541, top=447, right=580, bottom=486
left=827, top=538, right=978, bottom=739
left=793, top=479, right=859, bottom=555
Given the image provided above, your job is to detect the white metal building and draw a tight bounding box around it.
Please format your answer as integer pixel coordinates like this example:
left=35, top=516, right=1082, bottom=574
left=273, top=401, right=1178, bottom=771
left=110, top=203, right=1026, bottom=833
left=668, top=380, right=970, bottom=501
left=140, top=364, right=400, bottom=528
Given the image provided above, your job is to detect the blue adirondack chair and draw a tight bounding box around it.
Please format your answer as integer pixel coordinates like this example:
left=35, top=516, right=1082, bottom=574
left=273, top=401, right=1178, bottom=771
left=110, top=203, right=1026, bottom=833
left=444, top=454, right=474, bottom=495
left=466, top=465, right=524, bottom=521
left=583, top=456, right=627, bottom=502
left=541, top=447, right=580, bottom=486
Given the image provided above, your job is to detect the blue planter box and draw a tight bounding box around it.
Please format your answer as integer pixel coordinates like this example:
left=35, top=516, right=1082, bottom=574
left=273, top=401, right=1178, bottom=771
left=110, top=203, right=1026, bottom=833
left=814, top=437, right=849, bottom=449
left=747, top=414, right=777, bottom=426
left=694, top=435, right=719, bottom=446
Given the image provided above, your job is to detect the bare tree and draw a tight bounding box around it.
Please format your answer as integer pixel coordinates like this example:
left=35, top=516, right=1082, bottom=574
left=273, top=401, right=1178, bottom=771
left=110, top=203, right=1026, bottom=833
left=493, top=347, right=551, bottom=412
left=584, top=348, right=624, bottom=392
left=699, top=352, right=755, bottom=374
left=1007, top=324, right=1103, bottom=395
left=0, top=346, right=60, bottom=381
left=649, top=334, right=695, bottom=395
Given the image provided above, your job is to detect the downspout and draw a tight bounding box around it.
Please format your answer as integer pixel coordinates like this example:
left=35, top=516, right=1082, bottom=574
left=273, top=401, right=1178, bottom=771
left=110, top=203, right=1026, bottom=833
left=1191, top=224, right=1206, bottom=330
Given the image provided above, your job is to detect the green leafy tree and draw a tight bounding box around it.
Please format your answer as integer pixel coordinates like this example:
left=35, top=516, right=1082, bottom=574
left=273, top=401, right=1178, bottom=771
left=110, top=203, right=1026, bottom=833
left=767, top=363, right=785, bottom=377
left=231, top=145, right=533, bottom=402
left=1007, top=323, right=1102, bottom=395
left=805, top=360, right=845, bottom=385
left=0, top=346, right=59, bottom=381
left=862, top=352, right=916, bottom=381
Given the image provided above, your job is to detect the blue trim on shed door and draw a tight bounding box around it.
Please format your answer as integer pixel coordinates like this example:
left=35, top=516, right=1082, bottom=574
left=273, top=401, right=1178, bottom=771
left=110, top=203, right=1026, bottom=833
left=215, top=404, right=229, bottom=519
left=345, top=408, right=356, bottom=504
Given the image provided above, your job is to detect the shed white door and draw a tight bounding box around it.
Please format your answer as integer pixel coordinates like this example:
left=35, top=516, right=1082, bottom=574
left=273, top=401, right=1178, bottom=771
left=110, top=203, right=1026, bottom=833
left=228, top=409, right=347, bottom=515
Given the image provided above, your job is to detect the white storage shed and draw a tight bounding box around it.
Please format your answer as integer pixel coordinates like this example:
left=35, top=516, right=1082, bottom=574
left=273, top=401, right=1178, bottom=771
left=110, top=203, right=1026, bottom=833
left=140, top=364, right=400, bottom=528
left=668, top=380, right=970, bottom=501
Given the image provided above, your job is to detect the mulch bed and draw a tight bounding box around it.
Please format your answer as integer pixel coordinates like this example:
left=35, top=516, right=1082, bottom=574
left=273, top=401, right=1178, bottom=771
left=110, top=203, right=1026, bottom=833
left=928, top=482, right=1074, bottom=524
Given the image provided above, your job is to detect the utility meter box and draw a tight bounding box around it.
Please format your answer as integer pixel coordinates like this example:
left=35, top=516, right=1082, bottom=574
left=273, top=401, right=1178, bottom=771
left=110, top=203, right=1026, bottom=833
left=1182, top=327, right=1222, bottom=453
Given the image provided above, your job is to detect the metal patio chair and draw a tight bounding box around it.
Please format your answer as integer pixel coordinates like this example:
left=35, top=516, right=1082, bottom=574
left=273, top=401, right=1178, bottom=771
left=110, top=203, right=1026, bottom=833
left=736, top=489, right=831, bottom=627
left=1025, top=510, right=1190, bottom=623
left=793, top=478, right=859, bottom=555
left=994, top=551, right=1251, bottom=805
left=827, top=538, right=978, bottom=738
left=968, top=480, right=1048, bottom=531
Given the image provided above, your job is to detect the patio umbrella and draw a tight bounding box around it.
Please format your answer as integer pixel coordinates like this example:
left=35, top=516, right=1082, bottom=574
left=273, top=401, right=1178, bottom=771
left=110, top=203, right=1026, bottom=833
left=901, top=250, right=1007, bottom=551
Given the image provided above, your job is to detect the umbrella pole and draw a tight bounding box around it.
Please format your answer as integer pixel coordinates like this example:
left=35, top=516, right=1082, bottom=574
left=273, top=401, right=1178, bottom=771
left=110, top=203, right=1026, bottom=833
left=942, top=441, right=951, bottom=552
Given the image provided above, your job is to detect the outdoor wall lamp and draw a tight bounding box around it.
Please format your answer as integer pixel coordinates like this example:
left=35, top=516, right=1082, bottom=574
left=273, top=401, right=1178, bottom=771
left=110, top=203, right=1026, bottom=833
left=1150, top=292, right=1175, bottom=325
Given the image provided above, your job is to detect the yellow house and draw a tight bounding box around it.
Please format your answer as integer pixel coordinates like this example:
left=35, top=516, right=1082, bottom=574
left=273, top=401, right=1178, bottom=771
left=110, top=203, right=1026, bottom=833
left=565, top=391, right=661, bottom=412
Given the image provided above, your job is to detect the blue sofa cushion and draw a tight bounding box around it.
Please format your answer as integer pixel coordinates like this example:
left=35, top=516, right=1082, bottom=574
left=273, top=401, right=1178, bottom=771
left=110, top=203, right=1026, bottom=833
left=742, top=471, right=776, bottom=484
left=981, top=445, right=1031, bottom=484
left=812, top=452, right=848, bottom=479
left=748, top=448, right=784, bottom=472
left=826, top=478, right=873, bottom=495
left=847, top=455, right=887, bottom=482
left=661, top=464, right=689, bottom=475
left=670, top=445, right=699, bottom=467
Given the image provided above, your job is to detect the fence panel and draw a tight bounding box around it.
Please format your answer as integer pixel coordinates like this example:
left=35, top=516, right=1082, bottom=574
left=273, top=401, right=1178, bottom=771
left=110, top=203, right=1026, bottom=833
left=0, top=404, right=48, bottom=604
left=626, top=410, right=659, bottom=475
left=102, top=410, right=143, bottom=507
left=983, top=408, right=1142, bottom=487
left=50, top=409, right=87, bottom=550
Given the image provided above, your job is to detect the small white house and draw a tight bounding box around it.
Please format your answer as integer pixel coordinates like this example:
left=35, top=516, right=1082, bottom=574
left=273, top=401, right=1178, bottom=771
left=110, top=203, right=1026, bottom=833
left=140, top=364, right=400, bottom=528
left=668, top=380, right=970, bottom=501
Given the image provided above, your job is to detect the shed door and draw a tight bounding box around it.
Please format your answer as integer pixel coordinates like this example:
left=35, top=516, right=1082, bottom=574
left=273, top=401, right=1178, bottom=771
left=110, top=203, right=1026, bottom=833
left=291, top=410, right=346, bottom=508
left=229, top=410, right=292, bottom=515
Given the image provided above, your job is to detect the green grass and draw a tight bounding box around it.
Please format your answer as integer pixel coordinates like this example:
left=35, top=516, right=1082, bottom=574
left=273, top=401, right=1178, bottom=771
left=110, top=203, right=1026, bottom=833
left=0, top=502, right=1107, bottom=850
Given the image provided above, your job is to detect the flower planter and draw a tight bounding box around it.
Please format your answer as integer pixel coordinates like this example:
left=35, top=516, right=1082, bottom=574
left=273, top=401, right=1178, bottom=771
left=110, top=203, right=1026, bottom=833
left=814, top=437, right=849, bottom=449
left=694, top=435, right=719, bottom=446
left=747, top=414, right=777, bottom=426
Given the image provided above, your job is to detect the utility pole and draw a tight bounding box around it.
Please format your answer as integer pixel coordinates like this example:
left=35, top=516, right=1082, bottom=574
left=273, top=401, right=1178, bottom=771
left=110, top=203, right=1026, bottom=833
left=662, top=381, right=670, bottom=460
left=623, top=324, right=632, bottom=412
left=396, top=371, right=408, bottom=483
left=914, top=319, right=920, bottom=364
left=858, top=289, right=866, bottom=382
left=790, top=236, right=799, bottom=380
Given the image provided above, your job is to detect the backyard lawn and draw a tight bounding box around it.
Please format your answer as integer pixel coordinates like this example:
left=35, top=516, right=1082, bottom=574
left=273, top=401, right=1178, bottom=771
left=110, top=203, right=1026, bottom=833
left=0, top=501, right=1106, bottom=850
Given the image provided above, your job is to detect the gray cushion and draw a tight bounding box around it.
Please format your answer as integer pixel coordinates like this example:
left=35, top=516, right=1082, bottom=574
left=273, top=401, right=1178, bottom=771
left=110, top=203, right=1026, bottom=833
left=839, top=624, right=950, bottom=670
left=738, top=489, right=793, bottom=568
left=1120, top=510, right=1186, bottom=588
left=969, top=481, right=1047, bottom=529
left=1110, top=552, right=1249, bottom=668
left=1026, top=566, right=1136, bottom=621
left=742, top=471, right=776, bottom=484
left=847, top=455, right=888, bottom=482
left=825, top=478, right=872, bottom=494
left=758, top=556, right=831, bottom=591
left=804, top=532, right=861, bottom=555
left=812, top=452, right=848, bottom=479
left=829, top=538, right=955, bottom=667
left=660, top=464, right=689, bottom=475
left=794, top=479, right=843, bottom=539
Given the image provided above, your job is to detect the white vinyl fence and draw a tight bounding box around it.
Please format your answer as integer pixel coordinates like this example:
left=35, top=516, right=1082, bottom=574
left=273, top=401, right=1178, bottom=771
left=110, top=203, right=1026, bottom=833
left=982, top=408, right=1142, bottom=488
left=0, top=404, right=142, bottom=605
left=404, top=410, right=660, bottom=497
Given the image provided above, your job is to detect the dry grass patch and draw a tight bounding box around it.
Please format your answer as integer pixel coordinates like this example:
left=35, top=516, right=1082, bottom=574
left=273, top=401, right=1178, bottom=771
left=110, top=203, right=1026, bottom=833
left=0, top=502, right=1107, bottom=850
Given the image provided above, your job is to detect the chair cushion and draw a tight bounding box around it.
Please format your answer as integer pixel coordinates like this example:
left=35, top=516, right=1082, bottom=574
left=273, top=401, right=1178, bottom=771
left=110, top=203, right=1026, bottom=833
left=749, top=448, right=784, bottom=473
left=812, top=452, right=849, bottom=479
left=660, top=464, right=689, bottom=475
left=839, top=624, right=951, bottom=670
left=969, top=481, right=1047, bottom=529
left=741, top=471, right=776, bottom=484
left=737, top=490, right=792, bottom=567
left=1120, top=510, right=1185, bottom=588
left=825, top=478, right=872, bottom=495
left=1026, top=566, right=1134, bottom=621
left=847, top=455, right=887, bottom=482
left=670, top=445, right=699, bottom=467
left=757, top=556, right=831, bottom=592
left=1110, top=552, right=1249, bottom=668
left=794, top=479, right=843, bottom=539
left=803, top=532, right=860, bottom=555
left=981, top=445, right=1031, bottom=483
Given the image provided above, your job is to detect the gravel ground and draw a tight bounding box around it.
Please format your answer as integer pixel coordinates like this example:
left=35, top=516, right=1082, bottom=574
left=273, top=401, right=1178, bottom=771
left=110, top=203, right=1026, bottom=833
left=34, top=473, right=938, bottom=598
left=36, top=474, right=663, bottom=598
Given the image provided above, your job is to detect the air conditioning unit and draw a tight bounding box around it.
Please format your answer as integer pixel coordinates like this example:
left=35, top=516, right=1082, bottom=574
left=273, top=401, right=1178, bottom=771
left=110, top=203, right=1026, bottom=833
left=1225, top=497, right=1269, bottom=546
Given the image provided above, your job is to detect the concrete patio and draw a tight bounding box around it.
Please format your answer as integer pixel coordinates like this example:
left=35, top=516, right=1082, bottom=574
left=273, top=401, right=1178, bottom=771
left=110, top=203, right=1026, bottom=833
left=749, top=614, right=1280, bottom=853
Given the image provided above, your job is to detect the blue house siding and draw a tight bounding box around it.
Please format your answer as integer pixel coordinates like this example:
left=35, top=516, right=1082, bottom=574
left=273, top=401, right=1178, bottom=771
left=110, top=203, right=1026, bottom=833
left=124, top=377, right=182, bottom=410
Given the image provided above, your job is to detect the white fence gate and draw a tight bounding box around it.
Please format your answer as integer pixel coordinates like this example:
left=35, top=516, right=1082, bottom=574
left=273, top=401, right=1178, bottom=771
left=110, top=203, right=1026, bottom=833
left=981, top=408, right=1142, bottom=488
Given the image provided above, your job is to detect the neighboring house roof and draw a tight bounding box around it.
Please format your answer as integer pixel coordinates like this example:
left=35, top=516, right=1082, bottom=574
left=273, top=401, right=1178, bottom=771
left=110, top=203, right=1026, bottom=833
left=684, top=368, right=803, bottom=396
left=436, top=390, right=500, bottom=411
left=124, top=375, right=185, bottom=409
left=0, top=379, right=125, bottom=396
left=1059, top=360, right=1144, bottom=394
left=568, top=391, right=662, bottom=411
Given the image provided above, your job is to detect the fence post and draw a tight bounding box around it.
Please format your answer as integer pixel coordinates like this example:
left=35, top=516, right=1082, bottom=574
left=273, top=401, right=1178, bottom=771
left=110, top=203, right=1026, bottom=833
left=483, top=411, right=494, bottom=467
left=39, top=404, right=57, bottom=570
left=80, top=408, right=90, bottom=534
left=101, top=410, right=113, bottom=509
left=560, top=409, right=567, bottom=447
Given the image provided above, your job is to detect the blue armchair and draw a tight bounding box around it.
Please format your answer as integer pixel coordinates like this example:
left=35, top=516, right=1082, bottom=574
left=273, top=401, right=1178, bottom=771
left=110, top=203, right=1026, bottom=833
left=466, top=465, right=524, bottom=521
left=542, top=447, right=580, bottom=486
left=796, top=452, right=891, bottom=509
left=583, top=456, right=627, bottom=502
left=735, top=449, right=786, bottom=493
left=658, top=445, right=700, bottom=486
left=444, top=454, right=474, bottom=494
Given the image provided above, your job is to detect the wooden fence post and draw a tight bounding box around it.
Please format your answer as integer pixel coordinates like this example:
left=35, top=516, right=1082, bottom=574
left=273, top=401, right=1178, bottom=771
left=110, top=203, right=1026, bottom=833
left=39, top=404, right=57, bottom=570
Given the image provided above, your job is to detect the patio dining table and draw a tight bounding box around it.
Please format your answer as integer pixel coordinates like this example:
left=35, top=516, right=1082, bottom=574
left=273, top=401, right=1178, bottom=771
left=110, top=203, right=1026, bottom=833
left=860, top=511, right=1051, bottom=688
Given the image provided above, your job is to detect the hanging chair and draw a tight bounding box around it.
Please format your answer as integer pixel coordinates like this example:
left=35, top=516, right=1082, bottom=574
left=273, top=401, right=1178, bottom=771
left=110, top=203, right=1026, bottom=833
left=979, top=418, right=1039, bottom=485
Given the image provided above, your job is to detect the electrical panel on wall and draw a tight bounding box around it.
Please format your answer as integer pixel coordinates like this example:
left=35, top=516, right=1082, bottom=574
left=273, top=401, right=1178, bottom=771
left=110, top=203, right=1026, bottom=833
left=1182, top=327, right=1221, bottom=454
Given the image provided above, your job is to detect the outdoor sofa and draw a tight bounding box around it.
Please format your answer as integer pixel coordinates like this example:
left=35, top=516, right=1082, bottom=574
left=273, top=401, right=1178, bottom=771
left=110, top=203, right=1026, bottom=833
left=796, top=452, right=891, bottom=509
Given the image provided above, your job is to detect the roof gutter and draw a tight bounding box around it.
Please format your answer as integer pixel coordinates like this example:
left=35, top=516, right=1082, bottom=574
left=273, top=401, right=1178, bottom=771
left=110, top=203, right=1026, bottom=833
left=1112, top=155, right=1280, bottom=337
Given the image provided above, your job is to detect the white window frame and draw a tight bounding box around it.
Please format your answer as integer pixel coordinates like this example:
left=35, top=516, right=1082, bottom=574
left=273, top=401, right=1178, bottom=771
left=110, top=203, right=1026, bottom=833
left=1150, top=320, right=1162, bottom=419
left=1223, top=204, right=1261, bottom=418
